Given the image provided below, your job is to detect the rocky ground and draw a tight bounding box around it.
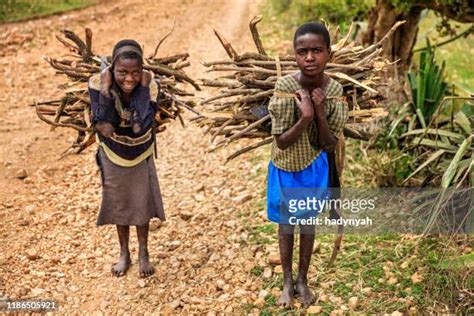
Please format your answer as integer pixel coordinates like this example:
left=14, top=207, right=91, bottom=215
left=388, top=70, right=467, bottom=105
left=0, top=0, right=287, bottom=313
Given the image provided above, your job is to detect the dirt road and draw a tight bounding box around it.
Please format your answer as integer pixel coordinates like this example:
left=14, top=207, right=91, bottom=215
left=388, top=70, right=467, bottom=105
left=0, top=0, right=277, bottom=313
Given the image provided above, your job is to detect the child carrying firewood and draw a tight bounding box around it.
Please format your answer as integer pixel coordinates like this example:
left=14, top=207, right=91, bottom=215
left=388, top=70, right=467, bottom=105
left=266, top=22, right=348, bottom=308
left=88, top=39, right=165, bottom=278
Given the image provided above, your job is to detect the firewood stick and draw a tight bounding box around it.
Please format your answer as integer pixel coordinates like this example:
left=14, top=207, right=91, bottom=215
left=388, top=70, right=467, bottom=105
left=217, top=114, right=270, bottom=145
left=151, top=20, right=175, bottom=59
left=154, top=53, right=189, bottom=64
left=201, top=89, right=262, bottom=105
left=225, top=137, right=272, bottom=163
left=211, top=118, right=237, bottom=143
left=144, top=64, right=200, bottom=90
left=213, top=29, right=239, bottom=60
left=249, top=15, right=267, bottom=56
left=35, top=102, right=91, bottom=132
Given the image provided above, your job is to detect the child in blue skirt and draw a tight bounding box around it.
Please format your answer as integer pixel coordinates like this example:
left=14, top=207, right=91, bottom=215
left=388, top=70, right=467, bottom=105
left=267, top=22, right=348, bottom=308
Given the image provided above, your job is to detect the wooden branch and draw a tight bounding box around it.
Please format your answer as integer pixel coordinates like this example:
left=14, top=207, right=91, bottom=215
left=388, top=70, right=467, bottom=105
left=213, top=29, right=239, bottom=60
left=225, top=137, right=272, bottom=163
left=249, top=15, right=267, bottom=55
left=144, top=64, right=201, bottom=90
left=151, top=20, right=176, bottom=59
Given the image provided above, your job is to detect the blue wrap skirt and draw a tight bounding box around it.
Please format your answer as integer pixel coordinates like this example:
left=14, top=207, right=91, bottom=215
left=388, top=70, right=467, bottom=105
left=266, top=152, right=330, bottom=224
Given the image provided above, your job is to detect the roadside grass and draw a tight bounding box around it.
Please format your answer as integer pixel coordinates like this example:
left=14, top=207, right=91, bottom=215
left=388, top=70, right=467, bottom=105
left=0, top=0, right=97, bottom=23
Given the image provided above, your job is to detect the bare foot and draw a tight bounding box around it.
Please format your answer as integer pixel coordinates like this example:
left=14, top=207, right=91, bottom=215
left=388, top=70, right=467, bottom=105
left=278, top=279, right=294, bottom=309
left=111, top=252, right=131, bottom=277
left=295, top=279, right=315, bottom=307
left=138, top=252, right=155, bottom=278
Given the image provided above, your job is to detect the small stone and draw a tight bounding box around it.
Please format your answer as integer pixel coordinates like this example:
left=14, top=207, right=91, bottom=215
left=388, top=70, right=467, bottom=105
left=179, top=212, right=193, bottom=221
left=268, top=253, right=281, bottom=265
left=156, top=252, right=167, bottom=259
left=348, top=296, right=358, bottom=309
left=306, top=305, right=323, bottom=314
left=216, top=279, right=226, bottom=290
left=274, top=266, right=282, bottom=273
left=262, top=267, right=272, bottom=279
left=25, top=205, right=35, bottom=214
left=30, top=288, right=45, bottom=297
left=391, top=311, right=403, bottom=316
left=388, top=277, right=398, bottom=285
left=234, top=289, right=247, bottom=297
left=362, top=287, right=372, bottom=294
left=319, top=294, right=329, bottom=302
left=194, top=193, right=205, bottom=202
left=149, top=221, right=162, bottom=231
left=19, top=219, right=30, bottom=226
left=258, top=289, right=269, bottom=299
left=232, top=193, right=252, bottom=205
left=168, top=240, right=182, bottom=250
left=254, top=298, right=265, bottom=308
left=26, top=249, right=40, bottom=260
left=138, top=280, right=146, bottom=288
left=15, top=168, right=28, bottom=179
left=168, top=299, right=182, bottom=310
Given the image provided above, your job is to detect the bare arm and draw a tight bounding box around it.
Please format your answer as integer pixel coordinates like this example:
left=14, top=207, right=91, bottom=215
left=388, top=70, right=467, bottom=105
left=275, top=90, right=314, bottom=150
left=312, top=88, right=337, bottom=152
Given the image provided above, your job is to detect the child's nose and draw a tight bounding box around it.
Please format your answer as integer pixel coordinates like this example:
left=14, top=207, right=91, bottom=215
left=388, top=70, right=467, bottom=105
left=305, top=52, right=315, bottom=61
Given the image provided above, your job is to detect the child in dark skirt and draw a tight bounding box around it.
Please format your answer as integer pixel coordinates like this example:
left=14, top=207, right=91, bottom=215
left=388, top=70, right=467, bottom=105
left=266, top=22, right=348, bottom=307
left=88, top=39, right=165, bottom=278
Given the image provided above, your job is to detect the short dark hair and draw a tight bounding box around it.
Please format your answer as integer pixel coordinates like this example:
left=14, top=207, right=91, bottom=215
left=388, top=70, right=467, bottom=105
left=293, top=22, right=330, bottom=48
left=112, top=39, right=143, bottom=66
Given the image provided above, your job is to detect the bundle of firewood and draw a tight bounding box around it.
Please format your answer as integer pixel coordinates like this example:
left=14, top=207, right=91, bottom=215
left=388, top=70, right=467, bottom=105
left=194, top=16, right=405, bottom=161
left=33, top=27, right=200, bottom=156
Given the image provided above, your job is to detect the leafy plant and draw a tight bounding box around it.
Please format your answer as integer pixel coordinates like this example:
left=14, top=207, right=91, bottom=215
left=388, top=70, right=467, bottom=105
left=407, top=40, right=449, bottom=126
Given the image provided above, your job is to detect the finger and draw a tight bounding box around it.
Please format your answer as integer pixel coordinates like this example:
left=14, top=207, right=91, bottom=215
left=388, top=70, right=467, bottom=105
left=293, top=96, right=301, bottom=105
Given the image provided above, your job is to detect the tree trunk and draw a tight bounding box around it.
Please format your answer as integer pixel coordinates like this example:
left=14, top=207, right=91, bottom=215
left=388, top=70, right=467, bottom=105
left=362, top=0, right=474, bottom=70
left=362, top=0, right=422, bottom=70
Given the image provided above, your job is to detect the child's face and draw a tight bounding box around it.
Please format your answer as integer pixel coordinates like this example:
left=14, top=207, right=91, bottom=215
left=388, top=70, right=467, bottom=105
left=294, top=33, right=330, bottom=77
left=113, top=57, right=142, bottom=94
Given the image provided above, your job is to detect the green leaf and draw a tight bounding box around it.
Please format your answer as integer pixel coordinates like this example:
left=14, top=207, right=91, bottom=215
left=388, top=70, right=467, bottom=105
left=412, top=138, right=458, bottom=152
left=453, top=158, right=473, bottom=184
left=440, top=252, right=474, bottom=269
left=454, top=111, right=472, bottom=135
left=403, top=149, right=445, bottom=183
left=416, top=108, right=426, bottom=128
left=400, top=128, right=464, bottom=141
left=441, top=135, right=473, bottom=188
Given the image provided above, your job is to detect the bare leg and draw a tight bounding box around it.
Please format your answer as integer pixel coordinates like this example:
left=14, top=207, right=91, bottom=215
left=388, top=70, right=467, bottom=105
left=295, top=225, right=316, bottom=307
left=278, top=224, right=295, bottom=308
left=137, top=223, right=155, bottom=278
left=111, top=225, right=131, bottom=277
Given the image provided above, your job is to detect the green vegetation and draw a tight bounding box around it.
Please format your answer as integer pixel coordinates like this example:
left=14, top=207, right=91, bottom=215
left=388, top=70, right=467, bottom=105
left=266, top=0, right=373, bottom=32
left=415, top=10, right=474, bottom=89
left=0, top=0, right=97, bottom=23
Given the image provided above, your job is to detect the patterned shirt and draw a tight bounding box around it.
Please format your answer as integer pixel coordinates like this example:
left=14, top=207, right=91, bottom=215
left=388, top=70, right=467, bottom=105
left=268, top=74, right=348, bottom=172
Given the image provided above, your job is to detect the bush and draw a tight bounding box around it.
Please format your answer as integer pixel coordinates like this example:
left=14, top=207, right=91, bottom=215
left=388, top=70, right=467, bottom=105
left=269, top=0, right=374, bottom=31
